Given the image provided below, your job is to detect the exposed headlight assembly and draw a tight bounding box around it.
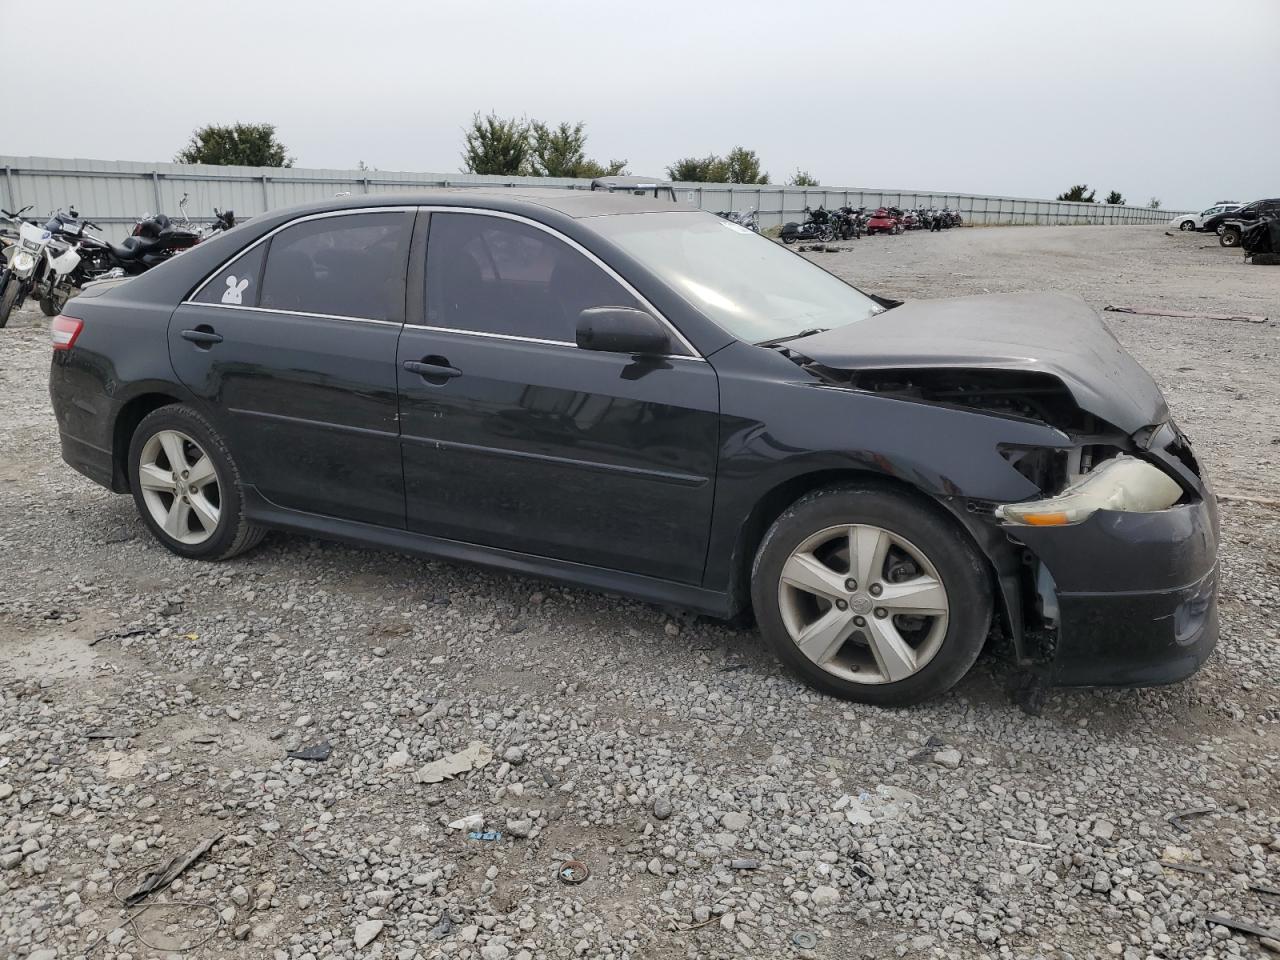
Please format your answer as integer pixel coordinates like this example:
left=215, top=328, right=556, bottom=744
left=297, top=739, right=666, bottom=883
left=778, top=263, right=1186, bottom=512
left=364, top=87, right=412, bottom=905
left=996, top=455, right=1183, bottom=527
left=11, top=250, right=36, bottom=275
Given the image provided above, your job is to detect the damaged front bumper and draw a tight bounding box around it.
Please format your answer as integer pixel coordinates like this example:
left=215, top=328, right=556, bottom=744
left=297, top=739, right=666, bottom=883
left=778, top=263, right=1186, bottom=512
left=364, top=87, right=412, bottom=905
left=1013, top=494, right=1219, bottom=687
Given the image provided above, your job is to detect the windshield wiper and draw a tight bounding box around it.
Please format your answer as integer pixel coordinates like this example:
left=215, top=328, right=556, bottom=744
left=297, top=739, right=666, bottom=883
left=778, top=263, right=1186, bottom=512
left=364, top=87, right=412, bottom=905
left=756, top=327, right=828, bottom=347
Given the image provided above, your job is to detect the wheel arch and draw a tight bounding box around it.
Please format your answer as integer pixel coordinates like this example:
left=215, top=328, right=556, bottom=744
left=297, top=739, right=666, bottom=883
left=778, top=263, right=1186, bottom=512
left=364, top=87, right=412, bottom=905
left=111, top=391, right=185, bottom=492
left=729, top=468, right=1025, bottom=658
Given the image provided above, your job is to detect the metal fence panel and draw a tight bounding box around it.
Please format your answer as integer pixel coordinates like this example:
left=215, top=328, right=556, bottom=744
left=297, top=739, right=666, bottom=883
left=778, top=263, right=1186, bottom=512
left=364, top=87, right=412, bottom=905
left=0, top=155, right=1189, bottom=240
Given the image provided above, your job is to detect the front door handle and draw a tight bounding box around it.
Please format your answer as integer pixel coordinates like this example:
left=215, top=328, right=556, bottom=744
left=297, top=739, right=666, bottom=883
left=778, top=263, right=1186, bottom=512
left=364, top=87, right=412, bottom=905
left=403, top=358, right=462, bottom=381
left=181, top=326, right=223, bottom=347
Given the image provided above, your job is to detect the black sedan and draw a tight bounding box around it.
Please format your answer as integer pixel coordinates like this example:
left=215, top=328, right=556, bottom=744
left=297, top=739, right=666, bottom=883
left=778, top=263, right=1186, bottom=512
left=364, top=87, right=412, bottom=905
left=48, top=191, right=1218, bottom=705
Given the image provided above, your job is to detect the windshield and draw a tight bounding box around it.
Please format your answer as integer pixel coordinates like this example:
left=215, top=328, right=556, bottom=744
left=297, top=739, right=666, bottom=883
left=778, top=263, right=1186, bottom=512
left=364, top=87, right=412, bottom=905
left=591, top=212, right=884, bottom=343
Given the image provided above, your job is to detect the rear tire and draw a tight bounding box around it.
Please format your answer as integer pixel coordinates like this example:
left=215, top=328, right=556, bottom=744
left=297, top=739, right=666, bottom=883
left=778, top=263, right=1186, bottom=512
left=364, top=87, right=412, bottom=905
left=1220, top=226, right=1241, bottom=248
left=751, top=485, right=992, bottom=705
left=128, top=404, right=267, bottom=561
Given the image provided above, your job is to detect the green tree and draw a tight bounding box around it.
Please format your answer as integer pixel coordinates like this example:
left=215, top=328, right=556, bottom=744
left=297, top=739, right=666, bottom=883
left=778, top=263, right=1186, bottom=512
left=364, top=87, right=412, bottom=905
left=528, top=121, right=588, bottom=177
left=461, top=113, right=529, bottom=176
left=576, top=157, right=629, bottom=178
left=724, top=147, right=769, bottom=184
left=1148, top=197, right=1162, bottom=210
left=527, top=121, right=626, bottom=178
left=1105, top=190, right=1125, bottom=205
left=666, top=155, right=728, bottom=182
left=1056, top=184, right=1096, bottom=203
left=667, top=148, right=768, bottom=184
left=788, top=169, right=820, bottom=187
left=175, top=123, right=293, bottom=167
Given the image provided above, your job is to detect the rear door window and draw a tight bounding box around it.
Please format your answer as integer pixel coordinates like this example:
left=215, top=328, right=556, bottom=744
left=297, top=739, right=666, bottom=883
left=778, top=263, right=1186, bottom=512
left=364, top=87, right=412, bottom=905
left=424, top=212, right=642, bottom=343
left=258, top=212, right=412, bottom=321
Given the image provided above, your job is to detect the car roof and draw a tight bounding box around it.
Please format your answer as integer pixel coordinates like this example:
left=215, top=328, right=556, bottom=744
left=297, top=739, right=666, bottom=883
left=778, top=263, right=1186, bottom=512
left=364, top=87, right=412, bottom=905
left=265, top=188, right=686, bottom=221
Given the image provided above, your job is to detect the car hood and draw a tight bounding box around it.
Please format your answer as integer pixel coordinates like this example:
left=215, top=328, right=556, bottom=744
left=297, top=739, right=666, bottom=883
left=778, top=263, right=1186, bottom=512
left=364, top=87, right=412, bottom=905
left=790, top=291, right=1169, bottom=434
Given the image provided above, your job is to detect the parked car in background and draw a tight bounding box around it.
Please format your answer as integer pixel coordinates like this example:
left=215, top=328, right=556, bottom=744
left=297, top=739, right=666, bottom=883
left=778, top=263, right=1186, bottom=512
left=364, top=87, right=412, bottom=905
left=1169, top=202, right=1239, bottom=232
left=48, top=191, right=1218, bottom=706
left=1216, top=198, right=1280, bottom=247
left=1202, top=198, right=1280, bottom=240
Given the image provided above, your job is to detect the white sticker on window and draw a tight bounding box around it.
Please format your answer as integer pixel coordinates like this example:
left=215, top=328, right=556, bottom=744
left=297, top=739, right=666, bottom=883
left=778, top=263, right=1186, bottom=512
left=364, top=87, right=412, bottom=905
left=222, top=275, right=249, bottom=305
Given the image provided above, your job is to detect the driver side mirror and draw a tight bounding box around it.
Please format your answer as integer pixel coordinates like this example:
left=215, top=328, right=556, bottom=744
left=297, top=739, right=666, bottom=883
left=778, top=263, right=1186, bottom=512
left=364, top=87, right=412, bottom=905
left=576, top=306, right=670, bottom=356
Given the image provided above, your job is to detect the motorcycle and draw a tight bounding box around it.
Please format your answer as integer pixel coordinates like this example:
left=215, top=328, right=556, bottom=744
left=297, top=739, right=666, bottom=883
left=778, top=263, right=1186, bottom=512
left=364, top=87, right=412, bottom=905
left=865, top=207, right=902, bottom=236
left=0, top=205, right=49, bottom=327
left=717, top=208, right=760, bottom=232
left=178, top=193, right=237, bottom=239
left=1241, top=214, right=1280, bottom=263
left=204, top=206, right=237, bottom=238
left=37, top=205, right=234, bottom=316
left=832, top=206, right=864, bottom=240
left=781, top=206, right=835, bottom=244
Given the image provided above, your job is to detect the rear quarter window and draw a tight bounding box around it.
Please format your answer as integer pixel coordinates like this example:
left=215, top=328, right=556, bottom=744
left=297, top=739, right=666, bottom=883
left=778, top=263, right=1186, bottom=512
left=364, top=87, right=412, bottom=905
left=193, top=243, right=267, bottom=308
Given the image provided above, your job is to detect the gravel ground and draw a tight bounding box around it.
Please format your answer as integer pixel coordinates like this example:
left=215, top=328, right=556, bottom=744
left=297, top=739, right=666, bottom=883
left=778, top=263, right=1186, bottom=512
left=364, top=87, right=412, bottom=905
left=1, top=225, right=1278, bottom=960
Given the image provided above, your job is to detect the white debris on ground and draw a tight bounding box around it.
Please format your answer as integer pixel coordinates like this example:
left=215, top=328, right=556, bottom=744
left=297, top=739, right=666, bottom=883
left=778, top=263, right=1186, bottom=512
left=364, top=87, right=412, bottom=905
left=0, top=226, right=1278, bottom=959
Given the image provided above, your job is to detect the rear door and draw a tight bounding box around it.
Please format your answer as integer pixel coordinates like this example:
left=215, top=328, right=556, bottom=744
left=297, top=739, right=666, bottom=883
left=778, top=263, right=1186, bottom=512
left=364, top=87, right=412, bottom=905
left=169, top=209, right=414, bottom=528
left=396, top=210, right=720, bottom=584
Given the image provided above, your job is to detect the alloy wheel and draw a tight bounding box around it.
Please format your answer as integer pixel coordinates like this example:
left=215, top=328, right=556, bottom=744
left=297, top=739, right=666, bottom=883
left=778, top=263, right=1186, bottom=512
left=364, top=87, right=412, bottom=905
left=777, top=523, right=949, bottom=684
left=137, top=429, right=222, bottom=545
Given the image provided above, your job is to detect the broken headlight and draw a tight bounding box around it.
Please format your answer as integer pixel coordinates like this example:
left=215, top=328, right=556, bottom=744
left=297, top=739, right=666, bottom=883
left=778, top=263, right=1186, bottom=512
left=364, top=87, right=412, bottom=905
left=996, top=455, right=1183, bottom=527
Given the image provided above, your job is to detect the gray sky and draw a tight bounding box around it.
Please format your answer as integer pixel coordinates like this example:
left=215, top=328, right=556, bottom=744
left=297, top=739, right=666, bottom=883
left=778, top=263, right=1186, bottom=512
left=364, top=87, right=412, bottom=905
left=7, top=0, right=1278, bottom=209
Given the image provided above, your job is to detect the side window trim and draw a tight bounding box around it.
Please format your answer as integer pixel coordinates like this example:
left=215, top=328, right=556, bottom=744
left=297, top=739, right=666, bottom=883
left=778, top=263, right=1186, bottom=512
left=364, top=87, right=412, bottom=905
left=405, top=210, right=430, bottom=336
left=413, top=206, right=702, bottom=360
left=185, top=206, right=419, bottom=308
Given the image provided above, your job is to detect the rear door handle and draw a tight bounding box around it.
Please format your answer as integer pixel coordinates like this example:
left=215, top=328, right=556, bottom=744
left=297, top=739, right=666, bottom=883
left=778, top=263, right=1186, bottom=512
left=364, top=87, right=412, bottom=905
left=181, top=327, right=223, bottom=346
left=403, top=359, right=462, bottom=380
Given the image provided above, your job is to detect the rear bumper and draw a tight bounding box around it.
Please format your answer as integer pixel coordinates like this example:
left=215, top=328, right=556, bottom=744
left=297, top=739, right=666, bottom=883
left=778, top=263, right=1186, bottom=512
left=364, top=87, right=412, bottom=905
left=50, top=355, right=118, bottom=491
left=59, top=431, right=115, bottom=490
left=1013, top=496, right=1220, bottom=687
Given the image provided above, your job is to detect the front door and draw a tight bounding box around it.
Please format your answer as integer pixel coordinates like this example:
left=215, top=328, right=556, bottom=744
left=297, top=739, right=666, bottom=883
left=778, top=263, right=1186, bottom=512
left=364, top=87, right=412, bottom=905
left=169, top=210, right=414, bottom=528
left=396, top=210, right=720, bottom=584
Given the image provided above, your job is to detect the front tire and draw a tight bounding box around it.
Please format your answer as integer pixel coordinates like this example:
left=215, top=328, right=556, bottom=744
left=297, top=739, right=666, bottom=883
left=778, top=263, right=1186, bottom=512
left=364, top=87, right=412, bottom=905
left=751, top=486, right=992, bottom=705
left=1220, top=226, right=1241, bottom=247
left=0, top=278, right=21, bottom=328
left=128, top=404, right=266, bottom=561
left=1178, top=220, right=1194, bottom=231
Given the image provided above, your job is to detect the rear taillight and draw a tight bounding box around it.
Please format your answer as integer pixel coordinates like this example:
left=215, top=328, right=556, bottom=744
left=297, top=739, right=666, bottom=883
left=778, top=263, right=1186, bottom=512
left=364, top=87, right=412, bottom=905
left=51, top=315, right=83, bottom=351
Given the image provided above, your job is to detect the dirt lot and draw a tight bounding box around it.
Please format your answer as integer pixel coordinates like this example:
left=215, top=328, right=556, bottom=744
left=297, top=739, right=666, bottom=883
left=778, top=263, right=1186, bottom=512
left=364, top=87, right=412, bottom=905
left=1, top=225, right=1278, bottom=960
